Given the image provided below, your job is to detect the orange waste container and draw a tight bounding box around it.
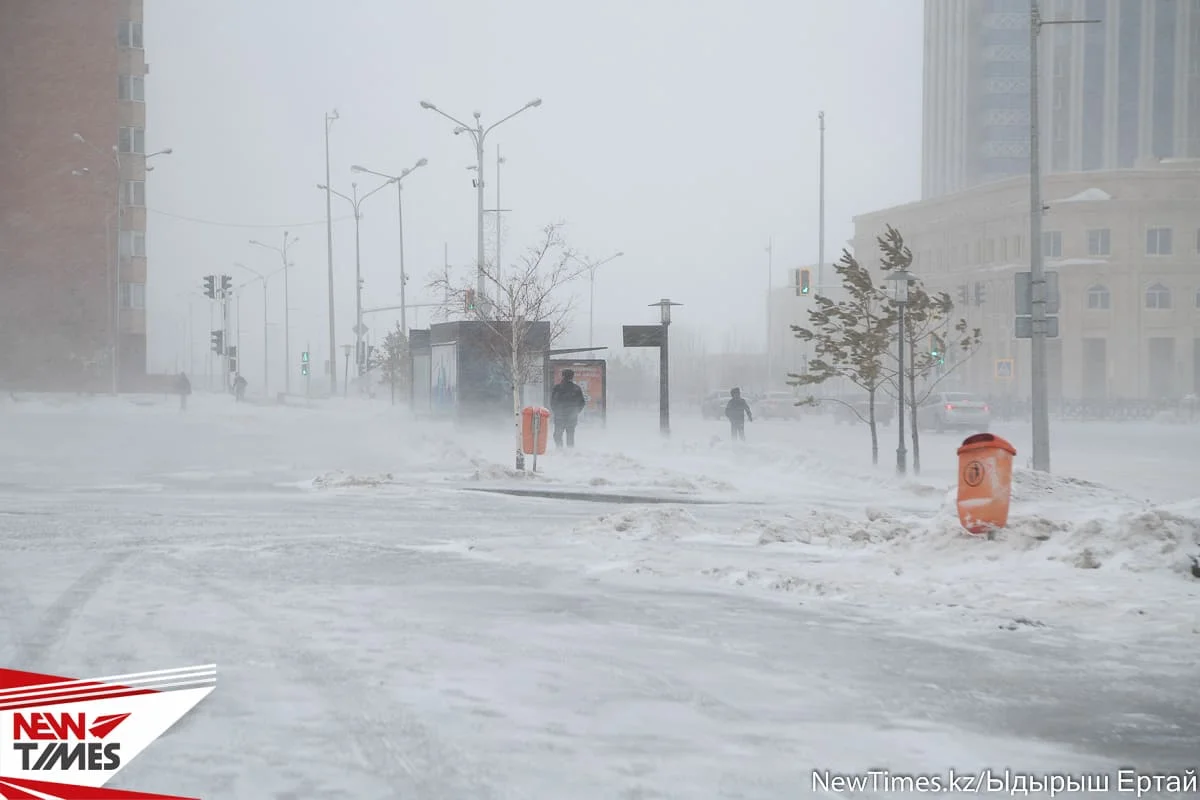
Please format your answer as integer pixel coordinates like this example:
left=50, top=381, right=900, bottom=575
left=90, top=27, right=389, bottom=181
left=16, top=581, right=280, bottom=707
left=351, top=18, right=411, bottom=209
left=955, top=432, right=1017, bottom=535
left=521, top=406, right=551, bottom=455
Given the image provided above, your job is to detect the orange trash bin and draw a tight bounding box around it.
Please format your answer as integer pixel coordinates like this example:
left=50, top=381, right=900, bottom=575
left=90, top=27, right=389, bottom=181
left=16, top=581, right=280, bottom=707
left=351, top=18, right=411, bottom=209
left=521, top=406, right=551, bottom=455
left=955, top=432, right=1017, bottom=535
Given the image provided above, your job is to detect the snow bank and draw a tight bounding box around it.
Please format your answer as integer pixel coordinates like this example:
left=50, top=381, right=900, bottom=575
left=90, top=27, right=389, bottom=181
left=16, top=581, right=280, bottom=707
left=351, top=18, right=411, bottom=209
left=573, top=507, right=710, bottom=542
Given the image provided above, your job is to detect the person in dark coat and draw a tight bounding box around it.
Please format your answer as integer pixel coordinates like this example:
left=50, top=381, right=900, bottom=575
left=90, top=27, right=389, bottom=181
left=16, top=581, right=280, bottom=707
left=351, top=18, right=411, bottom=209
left=550, top=369, right=587, bottom=448
left=176, top=372, right=191, bottom=411
left=232, top=374, right=247, bottom=402
left=724, top=387, right=752, bottom=441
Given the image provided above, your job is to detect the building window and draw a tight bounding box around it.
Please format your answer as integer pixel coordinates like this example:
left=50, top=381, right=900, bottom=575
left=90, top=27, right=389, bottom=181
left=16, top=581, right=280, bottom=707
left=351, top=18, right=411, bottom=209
left=123, top=180, right=145, bottom=207
left=1014, top=236, right=1022, bottom=258
left=1086, top=228, right=1110, bottom=256
left=118, top=75, right=145, bottom=102
left=120, top=231, right=146, bottom=258
left=1042, top=230, right=1062, bottom=258
left=1195, top=287, right=1200, bottom=308
left=1086, top=284, right=1111, bottom=310
left=999, top=237, right=1008, bottom=261
left=1145, top=283, right=1172, bottom=309
left=119, top=282, right=146, bottom=310
left=118, top=127, right=145, bottom=154
left=117, top=20, right=143, bottom=49
left=1146, top=227, right=1173, bottom=255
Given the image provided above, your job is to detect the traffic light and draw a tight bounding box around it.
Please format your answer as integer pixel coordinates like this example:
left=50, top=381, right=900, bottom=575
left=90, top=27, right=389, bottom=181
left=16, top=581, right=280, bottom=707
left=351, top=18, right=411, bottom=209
left=203, top=275, right=216, bottom=299
left=799, top=269, right=811, bottom=295
left=300, top=351, right=310, bottom=376
left=956, top=285, right=968, bottom=306
left=228, top=345, right=237, bottom=373
left=464, top=288, right=476, bottom=312
left=210, top=329, right=223, bottom=354
left=221, top=275, right=232, bottom=294
left=973, top=281, right=987, bottom=306
left=930, top=333, right=945, bottom=365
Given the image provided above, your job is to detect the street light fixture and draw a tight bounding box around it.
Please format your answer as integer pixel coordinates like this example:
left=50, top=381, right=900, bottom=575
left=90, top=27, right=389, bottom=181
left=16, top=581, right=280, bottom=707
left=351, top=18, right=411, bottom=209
left=576, top=251, right=624, bottom=349
left=887, top=267, right=917, bottom=476
left=72, top=132, right=171, bottom=393
left=419, top=97, right=543, bottom=306
left=249, top=232, right=298, bottom=394
left=349, top=158, right=429, bottom=337
left=318, top=180, right=393, bottom=378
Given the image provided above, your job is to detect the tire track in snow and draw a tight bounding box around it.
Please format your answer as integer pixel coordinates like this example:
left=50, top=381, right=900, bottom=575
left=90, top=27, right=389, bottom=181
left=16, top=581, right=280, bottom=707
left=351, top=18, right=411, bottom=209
left=10, top=550, right=134, bottom=668
left=156, top=554, right=508, bottom=800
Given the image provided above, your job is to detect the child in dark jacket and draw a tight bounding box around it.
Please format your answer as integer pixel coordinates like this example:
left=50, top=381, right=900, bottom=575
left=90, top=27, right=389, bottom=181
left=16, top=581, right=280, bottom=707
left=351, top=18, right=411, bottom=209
left=724, top=387, right=753, bottom=441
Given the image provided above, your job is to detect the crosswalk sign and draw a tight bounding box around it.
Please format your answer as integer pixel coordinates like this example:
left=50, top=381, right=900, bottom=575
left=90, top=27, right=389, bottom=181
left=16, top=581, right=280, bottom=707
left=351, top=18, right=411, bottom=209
left=995, top=358, right=1014, bottom=380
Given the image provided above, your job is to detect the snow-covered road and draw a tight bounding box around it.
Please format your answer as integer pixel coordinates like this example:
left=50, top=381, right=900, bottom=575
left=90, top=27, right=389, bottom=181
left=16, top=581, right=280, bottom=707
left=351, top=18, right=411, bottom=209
left=0, top=394, right=1196, bottom=798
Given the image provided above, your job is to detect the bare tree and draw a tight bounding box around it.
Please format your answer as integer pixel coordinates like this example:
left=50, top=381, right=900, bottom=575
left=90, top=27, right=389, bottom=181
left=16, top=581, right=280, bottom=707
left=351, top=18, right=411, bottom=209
left=428, top=223, right=589, bottom=470
left=787, top=249, right=896, bottom=464
left=876, top=226, right=982, bottom=474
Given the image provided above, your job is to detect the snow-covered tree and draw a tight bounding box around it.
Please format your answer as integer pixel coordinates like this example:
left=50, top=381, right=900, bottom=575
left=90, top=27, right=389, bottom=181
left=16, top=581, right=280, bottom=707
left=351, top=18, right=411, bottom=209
left=429, top=223, right=588, bottom=470
left=367, top=322, right=408, bottom=405
left=876, top=225, right=982, bottom=474
left=787, top=249, right=896, bottom=465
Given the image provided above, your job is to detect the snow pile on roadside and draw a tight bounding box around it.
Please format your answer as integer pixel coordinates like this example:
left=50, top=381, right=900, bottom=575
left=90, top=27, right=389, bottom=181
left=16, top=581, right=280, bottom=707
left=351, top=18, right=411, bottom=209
left=573, top=507, right=710, bottom=541
left=311, top=470, right=397, bottom=489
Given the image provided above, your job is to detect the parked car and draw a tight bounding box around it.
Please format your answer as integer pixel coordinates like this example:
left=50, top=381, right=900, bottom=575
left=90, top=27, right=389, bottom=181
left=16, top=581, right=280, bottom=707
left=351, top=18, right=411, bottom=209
left=759, top=391, right=803, bottom=420
left=917, top=392, right=991, bottom=432
left=828, top=393, right=894, bottom=426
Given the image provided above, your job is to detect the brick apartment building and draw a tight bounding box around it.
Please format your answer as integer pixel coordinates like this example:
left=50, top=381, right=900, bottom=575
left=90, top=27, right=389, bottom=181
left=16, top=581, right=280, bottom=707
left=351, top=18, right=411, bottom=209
left=0, top=0, right=155, bottom=390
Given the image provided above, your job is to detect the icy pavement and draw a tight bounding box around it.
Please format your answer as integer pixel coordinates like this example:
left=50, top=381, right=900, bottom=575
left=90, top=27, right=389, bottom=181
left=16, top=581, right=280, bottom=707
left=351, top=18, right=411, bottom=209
left=0, top=393, right=1197, bottom=798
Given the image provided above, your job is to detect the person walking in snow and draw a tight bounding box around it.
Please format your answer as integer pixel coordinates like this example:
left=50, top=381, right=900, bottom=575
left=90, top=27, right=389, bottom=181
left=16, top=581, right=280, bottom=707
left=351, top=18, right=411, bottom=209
left=176, top=371, right=191, bottom=411
left=550, top=368, right=587, bottom=448
left=232, top=374, right=247, bottom=402
left=724, top=387, right=753, bottom=441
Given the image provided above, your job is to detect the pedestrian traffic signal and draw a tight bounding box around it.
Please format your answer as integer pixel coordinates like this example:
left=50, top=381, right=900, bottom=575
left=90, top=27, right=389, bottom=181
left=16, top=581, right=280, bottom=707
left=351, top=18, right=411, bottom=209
left=301, top=350, right=309, bottom=363
left=799, top=269, right=811, bottom=295
left=956, top=285, right=968, bottom=306
left=210, top=329, right=223, bottom=354
left=464, top=288, right=476, bottom=312
left=203, top=275, right=216, bottom=299
left=301, top=364, right=310, bottom=376
left=228, top=356, right=237, bottom=372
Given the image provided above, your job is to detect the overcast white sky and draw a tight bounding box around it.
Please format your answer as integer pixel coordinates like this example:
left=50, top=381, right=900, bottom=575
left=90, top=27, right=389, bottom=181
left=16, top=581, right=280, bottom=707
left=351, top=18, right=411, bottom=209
left=144, top=0, right=922, bottom=377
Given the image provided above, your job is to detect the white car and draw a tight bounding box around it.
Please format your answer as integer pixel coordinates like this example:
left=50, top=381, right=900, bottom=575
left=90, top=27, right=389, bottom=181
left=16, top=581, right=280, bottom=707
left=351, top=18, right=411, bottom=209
left=918, top=392, right=991, bottom=432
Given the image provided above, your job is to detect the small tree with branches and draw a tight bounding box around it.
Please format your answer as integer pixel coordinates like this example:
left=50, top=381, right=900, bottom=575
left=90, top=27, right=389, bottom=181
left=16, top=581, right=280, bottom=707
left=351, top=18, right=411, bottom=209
left=787, top=249, right=897, bottom=464
left=876, top=226, right=982, bottom=474
left=429, top=223, right=588, bottom=470
left=367, top=322, right=408, bottom=405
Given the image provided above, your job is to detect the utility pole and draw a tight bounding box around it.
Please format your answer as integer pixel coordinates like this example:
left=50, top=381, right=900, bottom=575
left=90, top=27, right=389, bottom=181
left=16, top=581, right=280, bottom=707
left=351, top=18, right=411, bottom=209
left=1028, top=0, right=1098, bottom=472
left=324, top=109, right=339, bottom=396
left=495, top=146, right=506, bottom=280
left=765, top=238, right=773, bottom=391
left=818, top=111, right=826, bottom=291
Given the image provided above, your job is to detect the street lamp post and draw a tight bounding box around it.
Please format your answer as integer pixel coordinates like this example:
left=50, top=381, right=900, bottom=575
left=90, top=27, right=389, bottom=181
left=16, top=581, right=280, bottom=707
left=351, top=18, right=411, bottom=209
left=350, top=158, right=428, bottom=337
left=649, top=298, right=682, bottom=436
left=1027, top=1, right=1099, bottom=472
left=888, top=268, right=917, bottom=476
left=249, top=232, right=297, bottom=394
left=231, top=262, right=280, bottom=396
left=323, top=109, right=340, bottom=395
left=71, top=134, right=171, bottom=393
left=581, top=252, right=624, bottom=349
left=419, top=98, right=542, bottom=305
left=319, top=180, right=393, bottom=378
